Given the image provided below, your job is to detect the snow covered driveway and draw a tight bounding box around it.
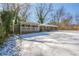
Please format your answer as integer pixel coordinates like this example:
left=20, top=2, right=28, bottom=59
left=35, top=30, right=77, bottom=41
left=16, top=31, right=79, bottom=56
left=0, top=31, right=79, bottom=56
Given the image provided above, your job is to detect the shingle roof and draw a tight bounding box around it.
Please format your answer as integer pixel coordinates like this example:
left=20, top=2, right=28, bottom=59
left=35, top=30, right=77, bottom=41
left=39, top=24, right=58, bottom=27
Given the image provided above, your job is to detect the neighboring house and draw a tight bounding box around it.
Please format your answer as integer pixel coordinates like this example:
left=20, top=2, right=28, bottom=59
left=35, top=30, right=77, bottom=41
left=0, top=19, right=2, bottom=26
left=39, top=24, right=58, bottom=31
left=19, top=20, right=58, bottom=34
left=0, top=20, right=1, bottom=26
left=0, top=17, right=58, bottom=34
left=20, top=21, right=40, bottom=34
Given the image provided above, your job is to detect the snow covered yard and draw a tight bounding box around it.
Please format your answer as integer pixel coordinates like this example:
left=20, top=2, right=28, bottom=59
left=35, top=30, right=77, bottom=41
left=0, top=30, right=79, bottom=56
left=16, top=31, right=79, bottom=56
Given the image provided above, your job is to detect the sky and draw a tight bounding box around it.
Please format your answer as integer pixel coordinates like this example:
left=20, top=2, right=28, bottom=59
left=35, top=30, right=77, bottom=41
left=0, top=3, right=79, bottom=24
left=52, top=3, right=79, bottom=24
left=53, top=3, right=79, bottom=16
left=29, top=3, right=79, bottom=24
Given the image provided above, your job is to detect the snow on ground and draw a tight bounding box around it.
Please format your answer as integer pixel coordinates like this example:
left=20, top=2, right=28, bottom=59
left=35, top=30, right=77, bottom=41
left=0, top=31, right=79, bottom=56
left=16, top=31, right=79, bottom=56
left=0, top=36, right=17, bottom=56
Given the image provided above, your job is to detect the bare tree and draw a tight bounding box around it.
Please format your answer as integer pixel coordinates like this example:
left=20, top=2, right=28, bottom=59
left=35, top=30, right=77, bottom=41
left=57, top=7, right=65, bottom=24
left=19, top=4, right=31, bottom=21
left=51, top=7, right=65, bottom=25
left=35, top=3, right=53, bottom=24
left=62, top=13, right=73, bottom=25
left=1, top=3, right=31, bottom=34
left=75, top=14, right=79, bottom=24
left=48, top=6, right=65, bottom=25
left=2, top=3, right=31, bottom=21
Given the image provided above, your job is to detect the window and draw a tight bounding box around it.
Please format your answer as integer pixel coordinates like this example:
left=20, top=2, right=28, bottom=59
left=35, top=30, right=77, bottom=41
left=22, top=24, right=25, bottom=27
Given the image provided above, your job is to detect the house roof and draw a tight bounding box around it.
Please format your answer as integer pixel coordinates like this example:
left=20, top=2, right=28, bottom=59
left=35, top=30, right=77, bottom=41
left=20, top=21, right=39, bottom=26
left=39, top=24, right=58, bottom=27
left=20, top=20, right=58, bottom=27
